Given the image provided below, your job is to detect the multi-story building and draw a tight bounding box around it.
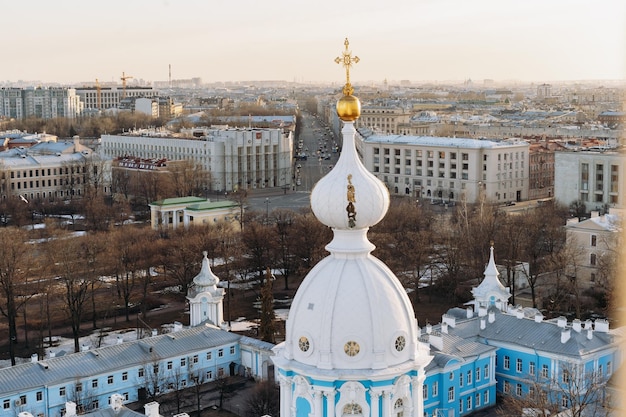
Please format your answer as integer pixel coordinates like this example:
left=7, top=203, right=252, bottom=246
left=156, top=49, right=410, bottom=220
left=359, top=132, right=529, bottom=204
left=0, top=137, right=109, bottom=202
left=554, top=148, right=626, bottom=212
left=528, top=140, right=558, bottom=200
left=74, top=86, right=157, bottom=111
left=356, top=104, right=412, bottom=134
left=0, top=87, right=83, bottom=120
left=100, top=128, right=293, bottom=193
left=564, top=210, right=621, bottom=288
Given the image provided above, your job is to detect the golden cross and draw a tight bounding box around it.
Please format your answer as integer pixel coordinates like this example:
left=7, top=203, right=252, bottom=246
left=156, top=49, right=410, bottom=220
left=334, top=38, right=359, bottom=94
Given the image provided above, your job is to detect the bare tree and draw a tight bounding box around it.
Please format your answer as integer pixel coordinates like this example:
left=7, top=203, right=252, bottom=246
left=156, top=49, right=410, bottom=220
left=497, top=365, right=610, bottom=417
left=244, top=381, right=280, bottom=417
left=0, top=228, right=33, bottom=364
left=259, top=267, right=276, bottom=343
left=167, top=160, right=212, bottom=198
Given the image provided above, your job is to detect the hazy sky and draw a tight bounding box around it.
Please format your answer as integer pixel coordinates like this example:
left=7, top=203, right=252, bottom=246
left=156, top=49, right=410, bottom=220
left=4, top=0, right=625, bottom=85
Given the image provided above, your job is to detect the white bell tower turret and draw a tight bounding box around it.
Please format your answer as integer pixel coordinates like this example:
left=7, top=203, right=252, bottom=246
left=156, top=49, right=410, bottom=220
left=187, top=251, right=226, bottom=328
left=471, top=244, right=511, bottom=311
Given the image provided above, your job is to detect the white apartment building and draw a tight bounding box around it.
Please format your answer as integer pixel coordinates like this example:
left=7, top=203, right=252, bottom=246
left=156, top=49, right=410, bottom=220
left=0, top=87, right=83, bottom=119
left=359, top=133, right=529, bottom=204
left=74, top=86, right=157, bottom=110
left=100, top=127, right=293, bottom=193
left=554, top=149, right=625, bottom=212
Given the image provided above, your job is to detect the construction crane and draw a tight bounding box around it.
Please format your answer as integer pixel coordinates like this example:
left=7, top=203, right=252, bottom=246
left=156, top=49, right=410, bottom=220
left=95, top=78, right=102, bottom=110
left=120, top=72, right=133, bottom=99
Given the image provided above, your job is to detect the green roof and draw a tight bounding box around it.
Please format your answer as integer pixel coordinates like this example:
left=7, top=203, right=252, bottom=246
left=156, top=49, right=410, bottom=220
left=186, top=200, right=239, bottom=211
left=151, top=196, right=207, bottom=206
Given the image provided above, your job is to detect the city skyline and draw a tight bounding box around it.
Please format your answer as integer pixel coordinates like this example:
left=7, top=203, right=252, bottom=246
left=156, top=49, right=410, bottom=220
left=3, top=0, right=625, bottom=86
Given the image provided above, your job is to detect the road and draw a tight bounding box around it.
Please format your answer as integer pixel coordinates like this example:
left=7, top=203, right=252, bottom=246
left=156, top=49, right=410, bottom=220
left=245, top=112, right=340, bottom=214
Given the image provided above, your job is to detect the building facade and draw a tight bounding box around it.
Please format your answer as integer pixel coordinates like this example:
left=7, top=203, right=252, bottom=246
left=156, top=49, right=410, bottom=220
left=359, top=133, right=530, bottom=204
left=0, top=137, right=109, bottom=202
left=74, top=87, right=157, bottom=111
left=100, top=128, right=293, bottom=193
left=356, top=105, right=412, bottom=134
left=554, top=148, right=625, bottom=212
left=0, top=87, right=83, bottom=120
left=149, top=197, right=241, bottom=231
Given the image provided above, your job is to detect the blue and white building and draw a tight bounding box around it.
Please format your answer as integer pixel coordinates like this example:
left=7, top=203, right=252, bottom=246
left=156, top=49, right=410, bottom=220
left=0, top=253, right=274, bottom=417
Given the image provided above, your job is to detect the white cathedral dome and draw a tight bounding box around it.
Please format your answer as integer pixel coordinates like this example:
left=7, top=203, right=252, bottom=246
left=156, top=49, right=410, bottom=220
left=282, top=115, right=421, bottom=372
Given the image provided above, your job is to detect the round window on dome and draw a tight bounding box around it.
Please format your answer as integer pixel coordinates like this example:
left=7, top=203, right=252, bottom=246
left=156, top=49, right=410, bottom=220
left=298, top=336, right=310, bottom=352
left=344, top=340, right=360, bottom=357
left=395, top=335, right=406, bottom=352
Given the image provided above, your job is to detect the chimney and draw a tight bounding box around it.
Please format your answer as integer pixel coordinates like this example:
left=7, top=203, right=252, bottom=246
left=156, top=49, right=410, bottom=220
left=478, top=306, right=487, bottom=317
left=49, top=350, right=56, bottom=358
left=144, top=402, right=160, bottom=417
left=515, top=307, right=524, bottom=319
left=594, top=319, right=609, bottom=333
left=561, top=328, right=571, bottom=344
left=117, top=336, right=124, bottom=345
left=173, top=322, right=183, bottom=332
left=534, top=313, right=544, bottom=323
left=557, top=316, right=567, bottom=328
left=442, top=314, right=456, bottom=328
left=441, top=322, right=449, bottom=334
left=587, top=328, right=593, bottom=340
left=66, top=402, right=77, bottom=417
left=110, top=394, right=124, bottom=412
left=30, top=353, right=38, bottom=363
left=425, top=324, right=432, bottom=334
left=73, top=135, right=80, bottom=152
left=572, top=319, right=582, bottom=333
left=480, top=318, right=486, bottom=330
left=151, top=329, right=158, bottom=337
left=466, top=307, right=474, bottom=319
left=488, top=310, right=495, bottom=323
left=81, top=344, right=90, bottom=352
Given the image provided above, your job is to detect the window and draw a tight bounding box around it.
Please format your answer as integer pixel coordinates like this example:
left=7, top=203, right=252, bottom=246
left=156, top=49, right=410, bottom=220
left=193, top=354, right=199, bottom=363
left=37, top=392, right=42, bottom=401
left=218, top=349, right=224, bottom=358
left=516, top=358, right=523, bottom=373
left=122, top=372, right=128, bottom=381
left=475, top=392, right=480, bottom=407
left=562, top=369, right=571, bottom=384
left=207, top=352, right=212, bottom=360
left=484, top=364, right=489, bottom=380
left=108, top=375, right=114, bottom=384
left=483, top=391, right=489, bottom=404
left=607, top=361, right=613, bottom=376
left=459, top=399, right=463, bottom=413
left=529, top=386, right=535, bottom=398
left=590, top=253, right=597, bottom=266
left=92, top=400, right=99, bottom=410
left=459, top=372, right=464, bottom=387
left=449, top=372, right=454, bottom=381
left=561, top=396, right=569, bottom=408
left=504, top=356, right=510, bottom=370
left=448, top=387, right=454, bottom=402
left=3, top=400, right=9, bottom=409
left=542, top=364, right=549, bottom=378
left=503, top=381, right=510, bottom=393
left=467, top=370, right=472, bottom=385
left=466, top=396, right=472, bottom=410
left=181, top=358, right=186, bottom=367
left=167, top=361, right=173, bottom=370
left=432, top=381, right=438, bottom=397
left=218, top=367, right=224, bottom=377
left=19, top=396, right=26, bottom=406
left=60, top=387, right=66, bottom=397
left=516, top=384, right=522, bottom=396
left=422, top=385, right=428, bottom=400
left=207, top=370, right=213, bottom=380
left=76, top=383, right=82, bottom=392
left=92, top=379, right=98, bottom=388
left=153, top=364, right=159, bottom=374
left=591, top=235, right=597, bottom=247
left=138, top=368, right=145, bottom=378
left=530, top=362, right=535, bottom=376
